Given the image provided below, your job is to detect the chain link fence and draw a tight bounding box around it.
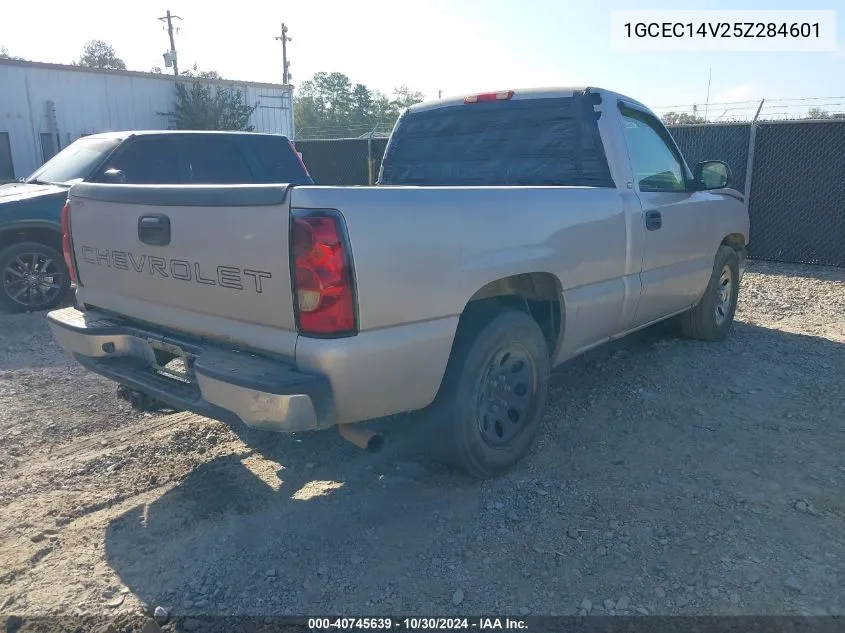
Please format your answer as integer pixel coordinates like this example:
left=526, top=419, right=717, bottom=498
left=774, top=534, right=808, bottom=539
left=294, top=137, right=389, bottom=186
left=669, top=120, right=845, bottom=267
left=667, top=123, right=750, bottom=195
left=744, top=121, right=845, bottom=267
left=294, top=120, right=845, bottom=267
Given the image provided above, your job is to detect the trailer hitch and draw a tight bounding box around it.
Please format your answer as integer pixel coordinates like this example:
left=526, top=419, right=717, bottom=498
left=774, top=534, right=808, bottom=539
left=116, top=385, right=167, bottom=412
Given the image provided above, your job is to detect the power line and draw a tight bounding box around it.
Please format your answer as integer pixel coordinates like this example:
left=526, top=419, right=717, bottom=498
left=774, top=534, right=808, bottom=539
left=158, top=10, right=182, bottom=76
left=275, top=23, right=292, bottom=85
left=656, top=95, right=845, bottom=110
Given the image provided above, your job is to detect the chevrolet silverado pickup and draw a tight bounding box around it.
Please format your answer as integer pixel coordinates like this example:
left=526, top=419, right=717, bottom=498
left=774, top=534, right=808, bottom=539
left=47, top=87, right=749, bottom=478
left=0, top=131, right=312, bottom=312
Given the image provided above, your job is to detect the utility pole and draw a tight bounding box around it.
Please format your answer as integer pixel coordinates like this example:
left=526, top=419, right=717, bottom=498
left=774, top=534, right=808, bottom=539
left=158, top=10, right=182, bottom=76
left=275, top=23, right=292, bottom=84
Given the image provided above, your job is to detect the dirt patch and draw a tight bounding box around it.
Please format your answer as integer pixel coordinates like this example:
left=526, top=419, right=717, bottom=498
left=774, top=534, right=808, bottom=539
left=1, top=260, right=844, bottom=626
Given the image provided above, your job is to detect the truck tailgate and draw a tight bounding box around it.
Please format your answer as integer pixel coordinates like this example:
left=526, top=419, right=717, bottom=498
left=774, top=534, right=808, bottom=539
left=67, top=183, right=297, bottom=355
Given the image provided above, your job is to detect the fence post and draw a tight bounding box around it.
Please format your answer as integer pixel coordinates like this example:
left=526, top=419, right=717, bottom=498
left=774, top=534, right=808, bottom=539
left=743, top=99, right=764, bottom=205
left=367, top=134, right=373, bottom=185
left=367, top=125, right=377, bottom=185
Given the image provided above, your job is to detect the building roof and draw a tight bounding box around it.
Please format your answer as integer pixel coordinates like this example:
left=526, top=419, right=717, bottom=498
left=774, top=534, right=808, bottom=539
left=0, top=57, right=292, bottom=91
left=78, top=130, right=292, bottom=140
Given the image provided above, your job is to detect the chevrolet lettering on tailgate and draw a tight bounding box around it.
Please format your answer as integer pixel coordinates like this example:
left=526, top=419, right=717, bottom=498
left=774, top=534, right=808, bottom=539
left=79, top=246, right=273, bottom=293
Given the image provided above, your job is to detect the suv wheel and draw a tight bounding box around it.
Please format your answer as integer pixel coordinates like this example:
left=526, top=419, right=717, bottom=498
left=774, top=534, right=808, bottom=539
left=0, top=241, right=71, bottom=313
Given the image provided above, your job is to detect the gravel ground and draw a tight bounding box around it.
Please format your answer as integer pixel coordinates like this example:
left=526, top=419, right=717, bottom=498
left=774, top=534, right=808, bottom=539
left=1, top=260, right=844, bottom=631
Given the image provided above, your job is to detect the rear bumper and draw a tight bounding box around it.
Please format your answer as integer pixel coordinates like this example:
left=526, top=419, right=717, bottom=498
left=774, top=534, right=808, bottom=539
left=47, top=307, right=333, bottom=432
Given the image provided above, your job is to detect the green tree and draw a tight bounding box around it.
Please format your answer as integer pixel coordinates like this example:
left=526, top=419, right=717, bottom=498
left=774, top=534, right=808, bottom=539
left=181, top=63, right=221, bottom=80
left=391, top=86, right=425, bottom=111
left=159, top=79, right=257, bottom=131
left=293, top=79, right=327, bottom=133
left=0, top=45, right=25, bottom=61
left=76, top=39, right=126, bottom=70
left=313, top=72, right=354, bottom=125
left=661, top=111, right=705, bottom=125
left=351, top=83, right=376, bottom=127
left=805, top=108, right=845, bottom=120
left=372, top=91, right=398, bottom=126
left=293, top=72, right=423, bottom=137
left=807, top=107, right=831, bottom=119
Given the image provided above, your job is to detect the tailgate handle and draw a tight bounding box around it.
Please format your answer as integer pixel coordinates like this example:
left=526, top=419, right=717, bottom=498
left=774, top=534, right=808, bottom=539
left=138, top=214, right=171, bottom=246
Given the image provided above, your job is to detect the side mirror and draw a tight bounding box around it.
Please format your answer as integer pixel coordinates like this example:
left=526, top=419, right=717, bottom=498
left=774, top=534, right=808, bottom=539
left=101, top=168, right=126, bottom=184
left=694, top=160, right=731, bottom=190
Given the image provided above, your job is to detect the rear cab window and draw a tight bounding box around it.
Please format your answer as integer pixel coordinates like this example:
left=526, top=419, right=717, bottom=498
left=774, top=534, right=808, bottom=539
left=379, top=91, right=614, bottom=187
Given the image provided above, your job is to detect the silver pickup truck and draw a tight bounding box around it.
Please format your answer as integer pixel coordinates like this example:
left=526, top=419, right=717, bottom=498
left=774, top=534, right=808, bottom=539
left=48, top=87, right=749, bottom=478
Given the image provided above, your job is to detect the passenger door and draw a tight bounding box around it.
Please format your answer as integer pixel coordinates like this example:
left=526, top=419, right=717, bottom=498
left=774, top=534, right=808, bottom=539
left=618, top=105, right=713, bottom=327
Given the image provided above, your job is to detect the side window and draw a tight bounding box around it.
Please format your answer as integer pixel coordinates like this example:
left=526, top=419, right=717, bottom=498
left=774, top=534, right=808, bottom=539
left=178, top=136, right=254, bottom=184
left=97, top=138, right=182, bottom=184
left=620, top=109, right=687, bottom=193
left=243, top=135, right=311, bottom=184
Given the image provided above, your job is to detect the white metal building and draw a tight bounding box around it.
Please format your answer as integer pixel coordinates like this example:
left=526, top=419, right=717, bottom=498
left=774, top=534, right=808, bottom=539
left=0, top=59, right=294, bottom=180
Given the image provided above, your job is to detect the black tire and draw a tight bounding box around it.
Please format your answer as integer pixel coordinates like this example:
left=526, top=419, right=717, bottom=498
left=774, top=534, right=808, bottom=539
left=0, top=241, right=71, bottom=313
left=421, top=307, right=551, bottom=479
left=679, top=245, right=740, bottom=341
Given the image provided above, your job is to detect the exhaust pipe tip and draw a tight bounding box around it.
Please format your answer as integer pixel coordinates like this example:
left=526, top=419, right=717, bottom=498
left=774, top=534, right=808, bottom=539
left=338, top=423, right=383, bottom=453
left=366, top=433, right=384, bottom=453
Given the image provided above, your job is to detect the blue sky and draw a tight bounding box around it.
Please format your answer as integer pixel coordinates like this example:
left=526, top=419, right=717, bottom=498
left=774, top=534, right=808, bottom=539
left=1, top=0, right=842, bottom=114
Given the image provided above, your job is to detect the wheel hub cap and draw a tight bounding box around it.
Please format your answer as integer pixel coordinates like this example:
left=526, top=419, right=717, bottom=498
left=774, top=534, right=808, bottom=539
left=714, top=264, right=733, bottom=326
left=476, top=344, right=537, bottom=448
left=2, top=252, right=63, bottom=309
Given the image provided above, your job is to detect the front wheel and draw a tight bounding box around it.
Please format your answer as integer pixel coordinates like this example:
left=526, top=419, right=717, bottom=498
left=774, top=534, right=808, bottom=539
left=679, top=245, right=740, bottom=341
left=421, top=308, right=551, bottom=479
left=0, top=241, right=71, bottom=313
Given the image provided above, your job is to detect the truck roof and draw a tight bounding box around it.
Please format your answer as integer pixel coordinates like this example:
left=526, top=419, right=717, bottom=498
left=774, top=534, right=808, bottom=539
left=77, top=130, right=291, bottom=141
left=407, top=87, right=648, bottom=114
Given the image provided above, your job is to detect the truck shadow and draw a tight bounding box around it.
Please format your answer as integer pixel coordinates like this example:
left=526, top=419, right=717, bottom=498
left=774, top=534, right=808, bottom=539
left=102, top=319, right=844, bottom=616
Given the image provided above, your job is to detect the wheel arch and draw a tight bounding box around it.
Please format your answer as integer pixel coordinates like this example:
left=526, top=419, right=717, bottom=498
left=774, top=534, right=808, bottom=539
left=0, top=222, right=63, bottom=254
left=458, top=272, right=565, bottom=360
left=721, top=233, right=746, bottom=250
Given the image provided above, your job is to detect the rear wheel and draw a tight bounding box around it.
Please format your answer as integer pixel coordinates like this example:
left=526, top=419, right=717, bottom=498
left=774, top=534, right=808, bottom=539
left=421, top=307, right=550, bottom=479
left=679, top=245, right=740, bottom=341
left=0, top=241, right=70, bottom=313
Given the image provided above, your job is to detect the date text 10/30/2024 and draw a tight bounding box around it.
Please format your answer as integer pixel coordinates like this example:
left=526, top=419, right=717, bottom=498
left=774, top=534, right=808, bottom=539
left=308, top=618, right=528, bottom=630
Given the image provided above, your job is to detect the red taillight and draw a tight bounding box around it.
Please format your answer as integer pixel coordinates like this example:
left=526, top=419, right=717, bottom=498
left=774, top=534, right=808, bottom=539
left=464, top=90, right=514, bottom=104
left=289, top=140, right=312, bottom=179
left=291, top=211, right=356, bottom=336
left=61, top=201, right=76, bottom=283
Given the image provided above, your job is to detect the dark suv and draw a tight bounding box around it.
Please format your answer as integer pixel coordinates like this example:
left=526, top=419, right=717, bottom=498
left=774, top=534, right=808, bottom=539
left=0, top=131, right=312, bottom=313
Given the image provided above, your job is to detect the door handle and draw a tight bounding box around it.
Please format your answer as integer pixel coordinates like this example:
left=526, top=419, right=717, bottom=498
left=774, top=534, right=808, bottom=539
left=138, top=214, right=171, bottom=246
left=645, top=210, right=662, bottom=231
